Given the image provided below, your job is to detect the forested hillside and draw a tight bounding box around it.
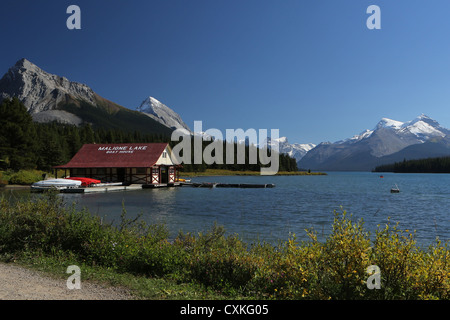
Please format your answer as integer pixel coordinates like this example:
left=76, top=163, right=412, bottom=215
left=373, top=156, right=450, bottom=173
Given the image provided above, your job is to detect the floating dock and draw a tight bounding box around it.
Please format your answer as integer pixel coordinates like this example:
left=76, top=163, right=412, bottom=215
left=181, top=182, right=275, bottom=188
left=61, top=184, right=144, bottom=193
left=142, top=182, right=181, bottom=188
left=60, top=182, right=183, bottom=193
left=47, top=181, right=273, bottom=193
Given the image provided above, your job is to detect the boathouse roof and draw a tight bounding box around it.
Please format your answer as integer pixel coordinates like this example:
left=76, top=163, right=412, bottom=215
left=54, top=143, right=172, bottom=168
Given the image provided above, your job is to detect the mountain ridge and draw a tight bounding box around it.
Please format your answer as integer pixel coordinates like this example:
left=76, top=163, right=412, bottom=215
left=0, top=58, right=173, bottom=135
left=0, top=58, right=97, bottom=113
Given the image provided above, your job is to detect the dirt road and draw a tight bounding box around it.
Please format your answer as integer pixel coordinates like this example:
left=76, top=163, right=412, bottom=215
left=0, top=262, right=133, bottom=300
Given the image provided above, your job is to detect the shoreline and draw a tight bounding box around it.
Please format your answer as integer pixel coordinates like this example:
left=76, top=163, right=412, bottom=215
left=1, top=184, right=30, bottom=189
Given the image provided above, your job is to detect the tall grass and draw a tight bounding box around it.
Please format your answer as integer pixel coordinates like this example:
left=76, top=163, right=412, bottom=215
left=0, top=194, right=448, bottom=299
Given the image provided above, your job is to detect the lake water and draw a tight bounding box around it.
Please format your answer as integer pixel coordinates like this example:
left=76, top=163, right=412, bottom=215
left=3, top=172, right=450, bottom=246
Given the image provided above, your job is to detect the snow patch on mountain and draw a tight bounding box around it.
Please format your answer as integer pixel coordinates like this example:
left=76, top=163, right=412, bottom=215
left=337, top=129, right=374, bottom=144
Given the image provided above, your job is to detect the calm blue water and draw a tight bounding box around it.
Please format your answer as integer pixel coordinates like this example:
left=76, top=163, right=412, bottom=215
left=4, top=172, right=450, bottom=246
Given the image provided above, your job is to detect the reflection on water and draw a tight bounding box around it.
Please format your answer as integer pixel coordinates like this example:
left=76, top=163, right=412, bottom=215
left=2, top=172, right=450, bottom=246
left=63, top=186, right=181, bottom=225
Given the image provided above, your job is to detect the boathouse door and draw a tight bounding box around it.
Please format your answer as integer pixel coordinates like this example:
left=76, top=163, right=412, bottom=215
left=117, top=168, right=125, bottom=182
left=161, top=166, right=168, bottom=183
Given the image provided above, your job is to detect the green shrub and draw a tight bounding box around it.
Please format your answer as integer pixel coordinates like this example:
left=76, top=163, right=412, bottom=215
left=0, top=172, right=7, bottom=185
left=370, top=219, right=419, bottom=299
left=7, top=170, right=45, bottom=185
left=315, top=211, right=371, bottom=299
left=177, top=224, right=259, bottom=292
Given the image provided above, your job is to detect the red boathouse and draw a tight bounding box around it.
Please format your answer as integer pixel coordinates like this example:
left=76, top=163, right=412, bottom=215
left=54, top=143, right=180, bottom=186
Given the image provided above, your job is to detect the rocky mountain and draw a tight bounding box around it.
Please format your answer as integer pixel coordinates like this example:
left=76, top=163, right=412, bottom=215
left=0, top=58, right=173, bottom=135
left=0, top=58, right=96, bottom=115
left=136, top=96, right=191, bottom=132
left=298, top=115, right=450, bottom=171
left=265, top=137, right=316, bottom=162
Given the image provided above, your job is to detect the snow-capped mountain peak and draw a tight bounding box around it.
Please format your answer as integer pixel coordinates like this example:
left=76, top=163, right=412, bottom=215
left=369, top=114, right=446, bottom=141
left=265, top=136, right=316, bottom=161
left=416, top=113, right=432, bottom=121
left=375, top=117, right=404, bottom=130
left=136, top=96, right=191, bottom=132
left=400, top=115, right=446, bottom=141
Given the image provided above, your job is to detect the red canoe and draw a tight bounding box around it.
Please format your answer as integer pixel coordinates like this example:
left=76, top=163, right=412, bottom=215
left=65, top=177, right=101, bottom=187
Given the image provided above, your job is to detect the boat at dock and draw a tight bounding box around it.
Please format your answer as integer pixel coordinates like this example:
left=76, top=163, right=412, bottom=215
left=31, top=178, right=82, bottom=192
left=31, top=177, right=127, bottom=193
left=61, top=183, right=143, bottom=193
left=64, top=177, right=101, bottom=187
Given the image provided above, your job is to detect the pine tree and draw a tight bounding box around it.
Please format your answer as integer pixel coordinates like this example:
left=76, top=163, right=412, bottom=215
left=0, top=98, right=37, bottom=170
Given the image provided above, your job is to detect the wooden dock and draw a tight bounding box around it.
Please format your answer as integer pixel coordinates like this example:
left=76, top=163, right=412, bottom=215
left=61, top=184, right=144, bottom=193
left=60, top=182, right=182, bottom=193
left=181, top=182, right=275, bottom=188
left=142, top=182, right=181, bottom=188
left=56, top=181, right=272, bottom=193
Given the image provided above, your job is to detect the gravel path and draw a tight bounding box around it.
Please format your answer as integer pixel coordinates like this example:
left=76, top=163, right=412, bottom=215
left=0, top=262, right=134, bottom=300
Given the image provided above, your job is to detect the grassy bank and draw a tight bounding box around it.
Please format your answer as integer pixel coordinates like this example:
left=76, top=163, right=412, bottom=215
left=0, top=194, right=448, bottom=300
left=180, top=169, right=327, bottom=177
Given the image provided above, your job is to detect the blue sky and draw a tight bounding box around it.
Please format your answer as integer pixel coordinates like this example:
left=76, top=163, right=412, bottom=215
left=2, top=0, right=450, bottom=144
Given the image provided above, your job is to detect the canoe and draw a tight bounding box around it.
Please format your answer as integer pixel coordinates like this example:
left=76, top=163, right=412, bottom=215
left=31, top=178, right=82, bottom=191
left=65, top=177, right=101, bottom=187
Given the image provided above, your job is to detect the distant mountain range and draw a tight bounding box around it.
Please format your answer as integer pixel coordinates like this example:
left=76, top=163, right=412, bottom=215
left=2, top=59, right=449, bottom=171
left=0, top=58, right=183, bottom=136
left=298, top=114, right=450, bottom=171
